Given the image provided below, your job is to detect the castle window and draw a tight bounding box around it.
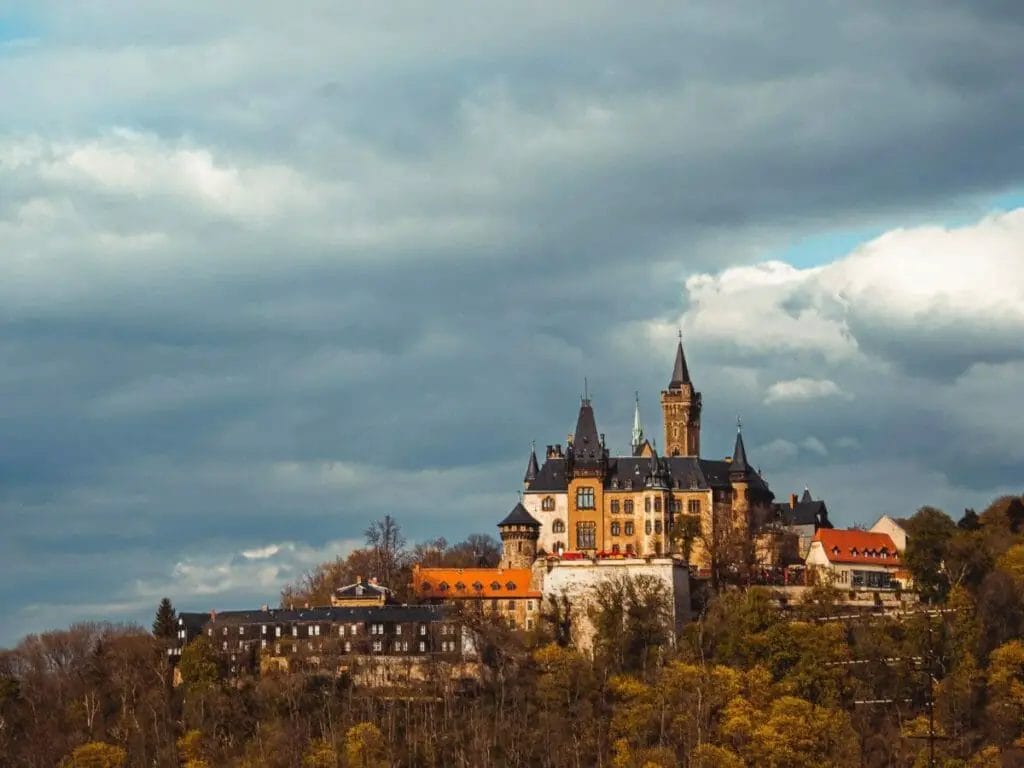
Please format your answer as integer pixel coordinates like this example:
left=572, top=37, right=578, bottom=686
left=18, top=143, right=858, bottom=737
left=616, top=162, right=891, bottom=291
left=472, top=581, right=484, bottom=592
left=552, top=519, right=566, bottom=534
left=490, top=581, right=502, bottom=591
left=542, top=496, right=555, bottom=512
left=455, top=581, right=465, bottom=591
left=624, top=500, right=634, bottom=514
left=672, top=499, right=681, bottom=513
left=506, top=581, right=517, bottom=591
left=654, top=498, right=662, bottom=513
left=645, top=497, right=652, bottom=513
left=611, top=522, right=621, bottom=536
left=625, top=522, right=635, bottom=536
left=576, top=487, right=596, bottom=509
left=611, top=500, right=620, bottom=514
left=507, top=600, right=515, bottom=611
left=612, top=544, right=620, bottom=554
left=645, top=520, right=652, bottom=535
left=576, top=521, right=597, bottom=549
left=625, top=543, right=634, bottom=554
left=654, top=520, right=663, bottom=534
left=438, top=582, right=449, bottom=592
left=688, top=499, right=701, bottom=515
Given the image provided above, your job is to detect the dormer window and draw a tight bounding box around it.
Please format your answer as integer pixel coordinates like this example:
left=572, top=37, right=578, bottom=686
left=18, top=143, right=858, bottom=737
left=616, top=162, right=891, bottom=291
left=472, top=581, right=483, bottom=592
left=455, top=581, right=466, bottom=592
left=421, top=581, right=431, bottom=592
left=490, top=581, right=501, bottom=591
left=506, top=581, right=516, bottom=591
left=438, top=582, right=449, bottom=592
left=831, top=546, right=840, bottom=556
left=850, top=548, right=859, bottom=557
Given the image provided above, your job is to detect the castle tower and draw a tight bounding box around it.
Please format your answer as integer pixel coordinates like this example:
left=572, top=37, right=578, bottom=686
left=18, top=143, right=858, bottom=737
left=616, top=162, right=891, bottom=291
left=729, top=418, right=751, bottom=527
left=497, top=502, right=541, bottom=569
left=660, top=338, right=702, bottom=456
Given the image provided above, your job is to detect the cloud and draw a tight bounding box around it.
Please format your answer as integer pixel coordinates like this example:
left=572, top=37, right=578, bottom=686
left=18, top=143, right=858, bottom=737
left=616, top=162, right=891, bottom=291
left=682, top=209, right=1024, bottom=379
left=764, top=377, right=850, bottom=404
left=3, top=2, right=1024, bottom=646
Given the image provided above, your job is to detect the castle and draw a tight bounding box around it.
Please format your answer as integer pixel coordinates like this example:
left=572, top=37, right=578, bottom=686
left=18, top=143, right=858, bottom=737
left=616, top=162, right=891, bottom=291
left=518, top=338, right=775, bottom=575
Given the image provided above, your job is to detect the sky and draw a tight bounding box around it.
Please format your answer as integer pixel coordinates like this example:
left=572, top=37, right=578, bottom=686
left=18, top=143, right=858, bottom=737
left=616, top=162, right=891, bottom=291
left=2, top=1, right=1024, bottom=647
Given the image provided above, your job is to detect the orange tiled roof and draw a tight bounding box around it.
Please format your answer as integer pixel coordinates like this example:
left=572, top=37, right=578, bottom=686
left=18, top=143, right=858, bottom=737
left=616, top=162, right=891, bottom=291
left=812, top=529, right=901, bottom=566
left=412, top=566, right=540, bottom=599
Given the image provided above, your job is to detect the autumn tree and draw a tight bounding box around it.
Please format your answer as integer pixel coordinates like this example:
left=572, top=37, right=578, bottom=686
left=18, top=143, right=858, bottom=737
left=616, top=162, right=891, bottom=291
left=904, top=506, right=957, bottom=602
left=344, top=722, right=388, bottom=768
left=59, top=741, right=127, bottom=768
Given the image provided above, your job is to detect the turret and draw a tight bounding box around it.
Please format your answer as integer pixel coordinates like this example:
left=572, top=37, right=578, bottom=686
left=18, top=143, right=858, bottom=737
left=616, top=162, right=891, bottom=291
left=497, top=502, right=541, bottom=569
left=660, top=336, right=702, bottom=457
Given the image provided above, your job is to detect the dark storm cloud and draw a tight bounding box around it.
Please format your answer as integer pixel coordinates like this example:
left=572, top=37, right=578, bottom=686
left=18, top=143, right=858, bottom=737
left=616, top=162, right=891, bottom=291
left=1, top=1, right=1024, bottom=644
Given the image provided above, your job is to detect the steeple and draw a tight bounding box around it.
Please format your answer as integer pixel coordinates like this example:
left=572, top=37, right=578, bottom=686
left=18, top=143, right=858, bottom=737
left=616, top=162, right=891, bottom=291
left=730, top=417, right=749, bottom=476
left=523, top=442, right=539, bottom=486
left=668, top=335, right=692, bottom=390
left=631, top=391, right=644, bottom=454
left=569, top=396, right=607, bottom=476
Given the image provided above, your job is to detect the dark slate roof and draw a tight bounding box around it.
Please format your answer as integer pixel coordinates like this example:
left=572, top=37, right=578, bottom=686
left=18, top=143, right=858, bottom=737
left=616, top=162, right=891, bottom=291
left=179, top=604, right=450, bottom=632
left=524, top=449, right=539, bottom=484
left=526, top=453, right=771, bottom=493
left=527, top=456, right=566, bottom=491
left=498, top=502, right=540, bottom=527
left=668, top=340, right=692, bottom=389
left=571, top=400, right=604, bottom=466
left=801, top=488, right=813, bottom=503
left=775, top=500, right=831, bottom=528
left=730, top=430, right=750, bottom=475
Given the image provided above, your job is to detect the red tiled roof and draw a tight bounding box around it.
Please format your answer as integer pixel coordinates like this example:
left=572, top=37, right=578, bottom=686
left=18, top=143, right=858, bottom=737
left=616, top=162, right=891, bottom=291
left=412, top=566, right=541, bottom=599
left=812, top=529, right=901, bottom=566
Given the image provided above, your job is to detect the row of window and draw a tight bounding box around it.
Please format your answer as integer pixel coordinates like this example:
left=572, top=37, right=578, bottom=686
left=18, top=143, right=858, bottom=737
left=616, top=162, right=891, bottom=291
left=569, top=493, right=701, bottom=515
left=208, top=623, right=439, bottom=640
left=607, top=520, right=664, bottom=536
left=425, top=580, right=519, bottom=592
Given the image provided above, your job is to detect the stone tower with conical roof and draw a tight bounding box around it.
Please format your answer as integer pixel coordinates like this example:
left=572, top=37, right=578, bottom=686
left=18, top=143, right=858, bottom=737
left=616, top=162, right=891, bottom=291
left=660, top=337, right=702, bottom=457
left=498, top=502, right=541, bottom=569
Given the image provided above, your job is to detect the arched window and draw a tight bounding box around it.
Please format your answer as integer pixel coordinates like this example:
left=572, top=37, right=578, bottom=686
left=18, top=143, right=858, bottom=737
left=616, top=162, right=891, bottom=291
left=654, top=498, right=662, bottom=513
left=645, top=520, right=652, bottom=535
left=624, top=500, right=635, bottom=514
left=490, top=581, right=502, bottom=591
left=552, top=519, right=566, bottom=534
left=610, top=522, right=621, bottom=536
left=645, top=497, right=652, bottom=513
left=624, top=522, right=635, bottom=536
left=610, top=499, right=620, bottom=514
left=542, top=496, right=556, bottom=511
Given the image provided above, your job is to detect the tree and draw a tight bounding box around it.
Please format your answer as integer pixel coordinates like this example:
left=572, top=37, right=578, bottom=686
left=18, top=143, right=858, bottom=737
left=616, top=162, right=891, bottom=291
left=364, top=514, right=408, bottom=590
left=590, top=574, right=672, bottom=673
left=60, top=741, right=127, bottom=768
left=904, top=506, right=957, bottom=602
left=178, top=636, right=222, bottom=691
left=152, top=597, right=177, bottom=639
left=303, top=738, right=339, bottom=767
left=344, top=722, right=388, bottom=768
left=984, top=640, right=1024, bottom=746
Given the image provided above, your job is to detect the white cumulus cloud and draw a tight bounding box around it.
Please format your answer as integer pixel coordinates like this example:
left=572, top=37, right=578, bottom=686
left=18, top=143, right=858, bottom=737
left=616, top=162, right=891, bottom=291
left=764, top=377, right=849, bottom=404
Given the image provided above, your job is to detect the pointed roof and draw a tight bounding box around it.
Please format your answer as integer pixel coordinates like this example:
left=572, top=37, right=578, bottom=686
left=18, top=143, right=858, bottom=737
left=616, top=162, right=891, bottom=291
left=730, top=421, right=749, bottom=476
left=524, top=444, right=540, bottom=484
left=801, top=487, right=813, bottom=503
left=631, top=392, right=644, bottom=449
left=498, top=502, right=540, bottom=528
left=668, top=339, right=691, bottom=389
left=572, top=399, right=602, bottom=459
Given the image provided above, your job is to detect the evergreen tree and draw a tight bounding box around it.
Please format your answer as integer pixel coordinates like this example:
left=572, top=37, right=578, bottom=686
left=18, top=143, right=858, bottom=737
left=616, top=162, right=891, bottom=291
left=152, top=597, right=177, bottom=639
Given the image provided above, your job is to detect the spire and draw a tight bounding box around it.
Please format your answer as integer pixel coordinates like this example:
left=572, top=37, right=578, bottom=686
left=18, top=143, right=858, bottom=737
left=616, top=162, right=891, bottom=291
left=731, top=416, right=749, bottom=475
left=523, top=442, right=539, bottom=485
left=668, top=332, right=691, bottom=390
left=570, top=397, right=605, bottom=471
left=801, top=486, right=812, bottom=503
left=631, top=391, right=644, bottom=451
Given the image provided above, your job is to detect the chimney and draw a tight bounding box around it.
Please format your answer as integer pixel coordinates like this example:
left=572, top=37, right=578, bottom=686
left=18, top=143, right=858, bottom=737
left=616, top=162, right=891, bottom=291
left=209, top=609, right=216, bottom=622
left=790, top=493, right=798, bottom=509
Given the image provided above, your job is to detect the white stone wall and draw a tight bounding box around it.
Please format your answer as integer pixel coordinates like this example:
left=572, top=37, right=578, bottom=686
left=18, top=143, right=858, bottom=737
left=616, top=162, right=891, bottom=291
left=523, top=491, right=569, bottom=555
left=538, top=558, right=690, bottom=653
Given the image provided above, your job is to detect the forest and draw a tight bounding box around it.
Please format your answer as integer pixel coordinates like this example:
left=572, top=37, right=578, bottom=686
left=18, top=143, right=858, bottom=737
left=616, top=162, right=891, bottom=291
left=2, top=495, right=1024, bottom=768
